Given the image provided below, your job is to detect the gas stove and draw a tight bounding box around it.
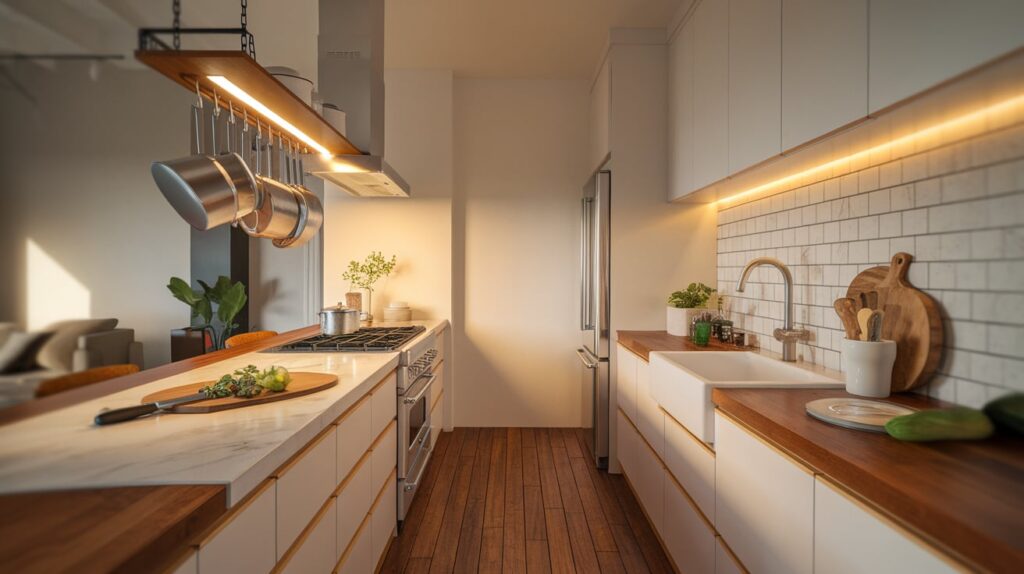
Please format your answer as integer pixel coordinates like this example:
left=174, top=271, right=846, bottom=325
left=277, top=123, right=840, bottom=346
left=268, top=326, right=426, bottom=352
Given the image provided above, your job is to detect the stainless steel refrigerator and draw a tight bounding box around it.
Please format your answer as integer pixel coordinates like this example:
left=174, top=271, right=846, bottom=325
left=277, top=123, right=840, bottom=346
left=577, top=169, right=610, bottom=469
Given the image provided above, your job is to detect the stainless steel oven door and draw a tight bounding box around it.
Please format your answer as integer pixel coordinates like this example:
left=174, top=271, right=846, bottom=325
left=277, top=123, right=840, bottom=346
left=397, top=370, right=436, bottom=521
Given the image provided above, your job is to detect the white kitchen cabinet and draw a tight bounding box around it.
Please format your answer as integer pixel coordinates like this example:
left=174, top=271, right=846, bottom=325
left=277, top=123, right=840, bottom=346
left=814, top=477, right=959, bottom=573
left=615, top=344, right=638, bottom=422
left=336, top=516, right=373, bottom=574
left=692, top=0, right=730, bottom=189
left=663, top=471, right=716, bottom=574
left=370, top=372, right=397, bottom=439
left=715, top=412, right=814, bottom=574
left=336, top=394, right=372, bottom=486
left=198, top=479, right=277, bottom=574
left=336, top=453, right=373, bottom=556
left=371, top=421, right=398, bottom=492
left=728, top=0, right=781, bottom=173
left=869, top=1, right=1024, bottom=112
left=275, top=427, right=338, bottom=559
left=631, top=417, right=665, bottom=534
left=590, top=58, right=611, bottom=172
left=635, top=357, right=664, bottom=459
left=781, top=0, right=867, bottom=149
left=280, top=499, right=337, bottom=574
left=616, top=409, right=637, bottom=476
left=668, top=16, right=695, bottom=200
left=371, top=470, right=397, bottom=568
left=715, top=537, right=746, bottom=574
left=170, top=550, right=197, bottom=574
left=429, top=360, right=444, bottom=413
left=664, top=412, right=715, bottom=524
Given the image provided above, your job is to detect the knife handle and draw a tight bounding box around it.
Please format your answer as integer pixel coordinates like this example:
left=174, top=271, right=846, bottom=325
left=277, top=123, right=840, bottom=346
left=94, top=403, right=160, bottom=425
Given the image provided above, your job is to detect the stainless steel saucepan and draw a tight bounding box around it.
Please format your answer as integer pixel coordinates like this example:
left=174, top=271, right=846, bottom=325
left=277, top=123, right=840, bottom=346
left=319, top=305, right=360, bottom=335
left=151, top=152, right=258, bottom=230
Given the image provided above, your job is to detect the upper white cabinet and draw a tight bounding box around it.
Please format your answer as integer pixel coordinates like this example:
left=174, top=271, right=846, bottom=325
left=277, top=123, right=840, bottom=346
left=590, top=59, right=611, bottom=172
left=781, top=0, right=867, bottom=150
left=868, top=0, right=1024, bottom=112
left=728, top=0, right=781, bottom=174
left=668, top=17, right=695, bottom=200
left=715, top=412, right=814, bottom=574
left=692, top=0, right=730, bottom=189
left=814, top=478, right=958, bottom=574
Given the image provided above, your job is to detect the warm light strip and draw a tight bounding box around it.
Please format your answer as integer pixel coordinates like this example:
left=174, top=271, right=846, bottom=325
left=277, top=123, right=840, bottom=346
left=716, top=92, right=1024, bottom=206
left=207, top=75, right=332, bottom=157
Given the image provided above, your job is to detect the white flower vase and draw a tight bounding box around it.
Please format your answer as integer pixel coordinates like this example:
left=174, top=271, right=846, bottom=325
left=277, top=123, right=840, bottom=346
left=667, top=307, right=701, bottom=336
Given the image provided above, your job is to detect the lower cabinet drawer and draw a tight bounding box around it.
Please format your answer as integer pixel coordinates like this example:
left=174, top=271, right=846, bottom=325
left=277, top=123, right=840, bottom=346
left=336, top=516, right=373, bottom=574
left=663, top=471, right=715, bottom=574
left=371, top=372, right=398, bottom=438
left=371, top=421, right=398, bottom=492
left=198, top=479, right=276, bottom=574
left=280, top=499, right=337, bottom=574
left=664, top=412, right=716, bottom=525
left=371, top=471, right=397, bottom=568
left=429, top=361, right=444, bottom=411
left=336, top=453, right=373, bottom=556
left=336, top=395, right=373, bottom=486
left=629, top=417, right=664, bottom=534
left=715, top=537, right=745, bottom=574
left=276, top=427, right=338, bottom=559
left=616, top=410, right=636, bottom=475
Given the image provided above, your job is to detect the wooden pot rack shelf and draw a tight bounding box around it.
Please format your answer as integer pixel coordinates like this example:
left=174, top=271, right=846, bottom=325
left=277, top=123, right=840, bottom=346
left=135, top=50, right=361, bottom=156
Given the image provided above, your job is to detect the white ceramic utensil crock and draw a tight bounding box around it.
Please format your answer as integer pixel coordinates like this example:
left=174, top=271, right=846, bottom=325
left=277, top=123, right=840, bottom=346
left=841, top=339, right=898, bottom=398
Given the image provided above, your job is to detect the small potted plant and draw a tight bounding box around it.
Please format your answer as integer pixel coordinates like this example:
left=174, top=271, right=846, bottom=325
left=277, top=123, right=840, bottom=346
left=667, top=283, right=716, bottom=337
left=167, top=276, right=248, bottom=360
left=342, top=252, right=397, bottom=322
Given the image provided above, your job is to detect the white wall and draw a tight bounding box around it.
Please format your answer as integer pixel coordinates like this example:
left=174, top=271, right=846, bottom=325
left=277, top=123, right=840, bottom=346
left=0, top=63, right=192, bottom=366
left=453, top=78, right=590, bottom=427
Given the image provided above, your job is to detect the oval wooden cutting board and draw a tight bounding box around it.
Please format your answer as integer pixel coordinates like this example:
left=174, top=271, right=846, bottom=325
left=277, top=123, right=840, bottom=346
left=846, top=253, right=943, bottom=392
left=141, top=372, right=338, bottom=413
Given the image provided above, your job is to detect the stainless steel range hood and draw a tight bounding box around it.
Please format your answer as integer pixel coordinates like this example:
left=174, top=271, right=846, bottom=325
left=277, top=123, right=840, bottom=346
left=315, top=0, right=410, bottom=197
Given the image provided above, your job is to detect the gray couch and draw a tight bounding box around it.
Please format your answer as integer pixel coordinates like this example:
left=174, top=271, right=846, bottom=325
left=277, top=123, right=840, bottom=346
left=0, top=320, right=144, bottom=409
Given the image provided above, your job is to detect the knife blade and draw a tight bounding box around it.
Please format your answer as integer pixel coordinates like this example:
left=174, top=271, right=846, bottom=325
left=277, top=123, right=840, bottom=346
left=94, top=392, right=210, bottom=426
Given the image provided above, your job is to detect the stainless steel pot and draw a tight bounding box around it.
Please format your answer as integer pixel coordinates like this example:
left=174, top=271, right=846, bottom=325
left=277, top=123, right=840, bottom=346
left=319, top=306, right=360, bottom=336
left=151, top=152, right=258, bottom=230
left=273, top=184, right=324, bottom=248
left=239, top=176, right=301, bottom=239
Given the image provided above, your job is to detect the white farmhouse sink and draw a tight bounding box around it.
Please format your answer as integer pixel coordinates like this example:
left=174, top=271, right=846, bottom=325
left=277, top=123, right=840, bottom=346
left=649, top=351, right=843, bottom=444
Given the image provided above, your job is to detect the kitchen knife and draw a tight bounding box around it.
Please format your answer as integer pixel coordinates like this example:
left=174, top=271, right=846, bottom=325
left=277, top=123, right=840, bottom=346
left=94, top=392, right=209, bottom=426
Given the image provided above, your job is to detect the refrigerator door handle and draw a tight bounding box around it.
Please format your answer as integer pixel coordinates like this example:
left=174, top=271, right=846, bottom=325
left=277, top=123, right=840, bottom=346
left=580, top=197, right=594, bottom=330
left=576, top=348, right=599, bottom=369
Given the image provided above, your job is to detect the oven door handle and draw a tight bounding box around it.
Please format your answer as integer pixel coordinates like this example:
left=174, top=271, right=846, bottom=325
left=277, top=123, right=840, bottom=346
left=402, top=373, right=437, bottom=405
left=403, top=444, right=433, bottom=492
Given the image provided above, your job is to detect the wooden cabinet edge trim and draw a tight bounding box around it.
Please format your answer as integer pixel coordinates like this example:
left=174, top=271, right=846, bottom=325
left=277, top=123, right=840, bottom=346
left=431, top=358, right=445, bottom=373
left=815, top=476, right=972, bottom=573
left=617, top=341, right=648, bottom=362
left=270, top=488, right=337, bottom=574
left=714, top=408, right=814, bottom=476
left=375, top=533, right=395, bottom=574
left=159, top=548, right=197, bottom=574
left=715, top=535, right=749, bottom=574
left=331, top=391, right=372, bottom=427
left=271, top=421, right=337, bottom=479
left=333, top=512, right=372, bottom=573
left=371, top=468, right=398, bottom=512
left=430, top=389, right=444, bottom=412
left=662, top=406, right=716, bottom=456
left=371, top=419, right=398, bottom=450
left=196, top=478, right=276, bottom=548
left=665, top=464, right=716, bottom=535
left=334, top=448, right=373, bottom=497
left=370, top=369, right=398, bottom=395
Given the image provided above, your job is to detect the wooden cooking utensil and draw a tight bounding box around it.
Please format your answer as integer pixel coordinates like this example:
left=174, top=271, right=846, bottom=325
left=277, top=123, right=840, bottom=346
left=857, top=308, right=874, bottom=341
left=846, top=253, right=943, bottom=391
left=833, top=298, right=861, bottom=340
left=140, top=372, right=338, bottom=414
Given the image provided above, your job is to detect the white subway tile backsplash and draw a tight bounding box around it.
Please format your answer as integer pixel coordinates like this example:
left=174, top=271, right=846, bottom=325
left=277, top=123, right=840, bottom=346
left=716, top=125, right=1024, bottom=406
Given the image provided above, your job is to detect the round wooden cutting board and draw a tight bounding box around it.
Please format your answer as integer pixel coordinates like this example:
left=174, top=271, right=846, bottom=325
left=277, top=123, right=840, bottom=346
left=141, top=372, right=338, bottom=413
left=846, top=253, right=943, bottom=392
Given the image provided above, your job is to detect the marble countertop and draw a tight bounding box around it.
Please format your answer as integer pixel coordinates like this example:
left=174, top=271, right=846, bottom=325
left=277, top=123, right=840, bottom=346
left=0, top=319, right=448, bottom=506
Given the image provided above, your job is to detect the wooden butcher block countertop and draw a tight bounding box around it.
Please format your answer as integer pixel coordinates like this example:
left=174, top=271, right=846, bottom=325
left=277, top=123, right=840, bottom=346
left=616, top=330, right=750, bottom=361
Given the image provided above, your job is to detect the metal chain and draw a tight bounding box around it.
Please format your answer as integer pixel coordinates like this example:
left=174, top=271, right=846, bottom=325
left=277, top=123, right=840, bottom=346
left=172, top=0, right=181, bottom=49
left=240, top=0, right=253, bottom=58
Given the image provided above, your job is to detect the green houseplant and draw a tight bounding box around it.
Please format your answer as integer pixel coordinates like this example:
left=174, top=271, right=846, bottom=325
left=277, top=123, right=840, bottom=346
left=667, top=282, right=716, bottom=337
left=168, top=276, right=248, bottom=353
left=342, top=252, right=397, bottom=321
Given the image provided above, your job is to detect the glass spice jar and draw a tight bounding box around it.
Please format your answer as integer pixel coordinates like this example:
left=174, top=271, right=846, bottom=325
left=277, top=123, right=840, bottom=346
left=693, top=321, right=712, bottom=346
left=718, top=321, right=733, bottom=343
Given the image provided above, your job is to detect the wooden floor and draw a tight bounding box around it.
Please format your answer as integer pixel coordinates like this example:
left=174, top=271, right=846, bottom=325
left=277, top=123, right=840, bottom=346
left=380, top=428, right=674, bottom=573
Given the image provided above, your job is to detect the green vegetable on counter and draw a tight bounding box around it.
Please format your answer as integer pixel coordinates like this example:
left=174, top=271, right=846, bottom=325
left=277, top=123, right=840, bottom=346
left=885, top=407, right=994, bottom=442
left=983, top=393, right=1024, bottom=436
left=200, top=365, right=292, bottom=399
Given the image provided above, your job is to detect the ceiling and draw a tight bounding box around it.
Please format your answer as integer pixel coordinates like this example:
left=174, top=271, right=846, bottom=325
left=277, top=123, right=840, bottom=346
left=384, top=0, right=679, bottom=79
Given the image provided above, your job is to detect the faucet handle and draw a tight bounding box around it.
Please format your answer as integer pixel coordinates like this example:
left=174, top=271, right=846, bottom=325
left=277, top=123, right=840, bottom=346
left=774, top=327, right=810, bottom=343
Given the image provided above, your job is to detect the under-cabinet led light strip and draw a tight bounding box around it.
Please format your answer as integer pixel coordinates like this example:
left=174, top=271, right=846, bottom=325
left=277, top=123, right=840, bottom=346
left=207, top=75, right=332, bottom=157
left=715, top=92, right=1024, bottom=207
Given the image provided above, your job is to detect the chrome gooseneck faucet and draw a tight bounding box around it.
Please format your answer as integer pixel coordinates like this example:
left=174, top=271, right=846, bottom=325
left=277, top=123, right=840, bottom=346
left=735, top=257, right=809, bottom=362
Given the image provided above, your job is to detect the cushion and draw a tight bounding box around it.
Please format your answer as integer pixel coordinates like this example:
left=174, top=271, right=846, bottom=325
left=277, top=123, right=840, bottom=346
left=0, top=331, right=55, bottom=374
left=36, top=318, right=118, bottom=372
